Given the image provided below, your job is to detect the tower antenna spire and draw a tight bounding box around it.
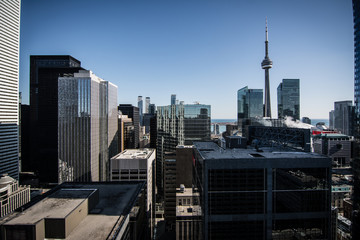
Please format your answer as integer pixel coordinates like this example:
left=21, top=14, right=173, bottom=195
left=261, top=17, right=273, bottom=118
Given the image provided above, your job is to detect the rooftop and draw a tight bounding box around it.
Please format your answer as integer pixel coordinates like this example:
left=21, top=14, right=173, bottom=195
left=4, top=182, right=144, bottom=240
left=176, top=205, right=202, bottom=217
left=194, top=141, right=326, bottom=160
left=112, top=148, right=155, bottom=160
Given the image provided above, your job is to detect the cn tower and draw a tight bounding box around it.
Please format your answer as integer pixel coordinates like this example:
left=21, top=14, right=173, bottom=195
left=261, top=19, right=273, bottom=118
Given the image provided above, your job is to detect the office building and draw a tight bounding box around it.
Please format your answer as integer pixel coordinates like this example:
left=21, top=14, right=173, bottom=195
left=261, top=20, right=273, bottom=118
left=193, top=141, right=331, bottom=239
left=0, top=174, right=30, bottom=218
left=118, top=113, right=134, bottom=152
left=0, top=0, right=21, bottom=179
left=313, top=133, right=352, bottom=168
left=138, top=96, right=143, bottom=125
left=156, top=103, right=211, bottom=195
left=149, top=103, right=156, bottom=114
left=110, top=149, right=155, bottom=238
left=164, top=152, right=177, bottom=233
left=58, top=70, right=118, bottom=182
left=0, top=182, right=147, bottom=240
left=145, top=97, right=150, bottom=114
left=176, top=186, right=202, bottom=240
left=119, top=104, right=140, bottom=148
left=277, top=79, right=300, bottom=120
left=331, top=101, right=355, bottom=136
left=237, top=86, right=263, bottom=124
left=352, top=1, right=360, bottom=238
left=28, top=55, right=83, bottom=184
left=171, top=94, right=176, bottom=105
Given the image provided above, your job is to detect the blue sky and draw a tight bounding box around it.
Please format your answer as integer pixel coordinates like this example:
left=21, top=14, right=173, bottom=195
left=20, top=0, right=354, bottom=119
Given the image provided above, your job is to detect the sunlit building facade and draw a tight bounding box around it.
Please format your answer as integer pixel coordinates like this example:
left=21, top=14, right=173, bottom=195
left=58, top=70, right=118, bottom=182
left=0, top=0, right=21, bottom=179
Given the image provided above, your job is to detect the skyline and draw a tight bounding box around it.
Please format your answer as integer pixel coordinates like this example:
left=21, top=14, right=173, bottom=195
left=19, top=0, right=354, bottom=119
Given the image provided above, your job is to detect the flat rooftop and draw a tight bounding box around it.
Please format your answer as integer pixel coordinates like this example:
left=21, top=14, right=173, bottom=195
left=176, top=205, right=202, bottom=217
left=194, top=141, right=327, bottom=160
left=4, top=189, right=95, bottom=225
left=112, top=148, right=154, bottom=160
left=4, top=182, right=144, bottom=240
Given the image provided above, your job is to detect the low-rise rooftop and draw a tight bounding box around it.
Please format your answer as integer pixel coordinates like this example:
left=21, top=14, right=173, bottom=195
left=112, top=149, right=154, bottom=160
left=194, top=141, right=326, bottom=160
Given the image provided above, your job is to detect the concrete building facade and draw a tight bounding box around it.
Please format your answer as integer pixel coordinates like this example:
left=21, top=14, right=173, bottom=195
left=0, top=174, right=30, bottom=218
left=110, top=149, right=155, bottom=238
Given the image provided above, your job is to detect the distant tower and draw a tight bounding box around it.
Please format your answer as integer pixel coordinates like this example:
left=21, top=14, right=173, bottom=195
left=261, top=18, right=273, bottom=118
left=171, top=94, right=176, bottom=105
left=138, top=96, right=143, bottom=125
left=145, top=97, right=150, bottom=113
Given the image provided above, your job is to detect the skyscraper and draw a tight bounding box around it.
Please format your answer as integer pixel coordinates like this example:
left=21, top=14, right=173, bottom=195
left=58, top=70, right=118, bottom=182
left=118, top=104, right=140, bottom=148
left=332, top=101, right=355, bottom=136
left=0, top=0, right=21, bottom=179
left=171, top=94, right=176, bottom=105
left=138, top=96, right=143, bottom=125
left=277, top=79, right=300, bottom=120
left=145, top=97, right=150, bottom=114
left=28, top=55, right=83, bottom=184
left=261, top=19, right=273, bottom=118
left=237, top=86, right=263, bottom=121
left=156, top=102, right=211, bottom=195
left=354, top=0, right=360, bottom=116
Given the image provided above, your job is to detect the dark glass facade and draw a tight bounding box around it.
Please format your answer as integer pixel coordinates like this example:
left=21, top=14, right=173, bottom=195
left=354, top=0, right=360, bottom=115
left=28, top=55, right=83, bottom=184
left=193, top=142, right=331, bottom=240
left=237, top=86, right=263, bottom=121
left=277, top=79, right=300, bottom=120
left=118, top=104, right=140, bottom=148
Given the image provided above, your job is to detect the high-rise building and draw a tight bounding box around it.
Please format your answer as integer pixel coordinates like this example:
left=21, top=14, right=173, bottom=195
left=193, top=141, right=331, bottom=239
left=261, top=19, right=273, bottom=118
left=277, top=79, right=300, bottom=120
left=171, top=94, right=176, bottom=105
left=58, top=70, right=118, bottom=182
left=332, top=101, right=355, bottom=136
left=0, top=0, right=21, bottom=180
left=149, top=103, right=156, bottom=115
left=118, top=104, right=140, bottom=148
left=118, top=113, right=134, bottom=152
left=352, top=1, right=360, bottom=238
left=354, top=0, right=360, bottom=115
left=156, top=103, right=211, bottom=196
left=138, top=96, right=143, bottom=125
left=237, top=86, right=263, bottom=121
left=28, top=55, right=83, bottom=184
left=145, top=97, right=150, bottom=114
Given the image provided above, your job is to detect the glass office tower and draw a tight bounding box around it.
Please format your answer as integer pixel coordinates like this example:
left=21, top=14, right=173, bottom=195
left=156, top=103, right=211, bottom=195
left=58, top=70, right=118, bottom=182
left=28, top=55, right=83, bottom=184
left=277, top=79, right=300, bottom=120
left=237, top=86, right=263, bottom=121
left=0, top=0, right=21, bottom=179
